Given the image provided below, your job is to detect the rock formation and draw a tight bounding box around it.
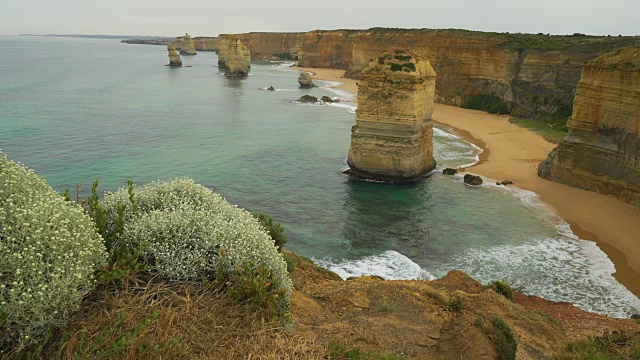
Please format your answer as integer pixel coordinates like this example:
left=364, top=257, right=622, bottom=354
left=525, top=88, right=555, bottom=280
left=463, top=174, right=483, bottom=186
left=346, top=49, right=437, bottom=182
left=298, top=72, right=315, bottom=87
left=298, top=95, right=318, bottom=103
left=179, top=33, right=197, bottom=55
left=167, top=44, right=182, bottom=67
left=538, top=45, right=640, bottom=206
left=218, top=35, right=251, bottom=76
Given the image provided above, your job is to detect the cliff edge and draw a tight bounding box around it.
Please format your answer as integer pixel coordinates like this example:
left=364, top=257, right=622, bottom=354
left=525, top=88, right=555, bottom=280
left=538, top=45, right=640, bottom=206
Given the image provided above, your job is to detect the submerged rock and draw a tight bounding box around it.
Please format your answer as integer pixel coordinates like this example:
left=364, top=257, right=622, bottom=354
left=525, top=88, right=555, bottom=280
left=298, top=73, right=315, bottom=87
left=179, top=33, right=197, bottom=55
left=267, top=86, right=276, bottom=91
left=320, top=96, right=334, bottom=103
left=347, top=49, right=437, bottom=182
left=298, top=95, right=318, bottom=103
left=167, top=44, right=182, bottom=67
left=443, top=168, right=458, bottom=175
left=463, top=174, right=483, bottom=186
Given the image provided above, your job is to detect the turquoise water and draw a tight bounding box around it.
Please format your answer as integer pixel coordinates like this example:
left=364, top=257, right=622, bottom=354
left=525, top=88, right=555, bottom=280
left=1, top=36, right=639, bottom=317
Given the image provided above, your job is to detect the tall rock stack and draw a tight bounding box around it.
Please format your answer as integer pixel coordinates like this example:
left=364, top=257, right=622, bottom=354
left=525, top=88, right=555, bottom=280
left=347, top=49, right=437, bottom=182
left=218, top=35, right=251, bottom=76
left=167, top=44, right=182, bottom=67
left=179, top=33, right=197, bottom=55
left=538, top=45, right=640, bottom=206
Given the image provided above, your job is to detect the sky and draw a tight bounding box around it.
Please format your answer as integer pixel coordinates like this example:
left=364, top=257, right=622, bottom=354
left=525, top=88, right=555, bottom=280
left=2, top=0, right=638, bottom=37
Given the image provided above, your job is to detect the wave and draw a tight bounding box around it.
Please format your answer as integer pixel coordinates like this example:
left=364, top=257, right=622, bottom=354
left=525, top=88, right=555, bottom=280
left=314, top=250, right=435, bottom=281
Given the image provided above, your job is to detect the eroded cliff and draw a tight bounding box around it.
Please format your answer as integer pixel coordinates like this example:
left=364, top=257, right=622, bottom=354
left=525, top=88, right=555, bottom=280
left=538, top=45, right=640, bottom=206
left=179, top=33, right=197, bottom=55
left=218, top=35, right=252, bottom=76
left=347, top=49, right=437, bottom=182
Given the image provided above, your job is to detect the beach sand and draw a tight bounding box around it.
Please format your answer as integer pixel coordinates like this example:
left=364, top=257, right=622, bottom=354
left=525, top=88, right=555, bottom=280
left=296, top=66, right=640, bottom=298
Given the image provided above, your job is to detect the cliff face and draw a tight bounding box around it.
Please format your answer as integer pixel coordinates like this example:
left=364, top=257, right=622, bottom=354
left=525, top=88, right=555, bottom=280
left=347, top=50, right=437, bottom=182
left=538, top=46, right=640, bottom=206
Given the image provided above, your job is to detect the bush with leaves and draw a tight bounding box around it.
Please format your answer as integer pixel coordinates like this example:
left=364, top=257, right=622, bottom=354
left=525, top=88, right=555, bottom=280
left=252, top=211, right=288, bottom=251
left=0, top=150, right=107, bottom=352
left=485, top=280, right=514, bottom=301
left=100, top=179, right=292, bottom=315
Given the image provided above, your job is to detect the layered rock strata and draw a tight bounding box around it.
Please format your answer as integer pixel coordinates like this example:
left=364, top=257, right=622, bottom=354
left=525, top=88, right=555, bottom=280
left=179, top=33, right=197, bottom=55
left=538, top=46, right=640, bottom=206
left=347, top=49, right=437, bottom=182
left=218, top=35, right=251, bottom=76
left=167, top=44, right=182, bottom=67
left=298, top=72, right=314, bottom=87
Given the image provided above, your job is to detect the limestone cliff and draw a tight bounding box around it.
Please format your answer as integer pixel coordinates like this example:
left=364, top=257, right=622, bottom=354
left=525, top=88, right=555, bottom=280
left=347, top=49, right=437, bottom=182
left=538, top=45, right=640, bottom=206
left=179, top=33, right=197, bottom=55
left=218, top=35, right=251, bottom=76
left=167, top=44, right=182, bottom=67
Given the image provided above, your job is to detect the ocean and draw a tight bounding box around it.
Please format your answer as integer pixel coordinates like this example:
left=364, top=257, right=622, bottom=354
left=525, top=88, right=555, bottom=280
left=1, top=36, right=638, bottom=317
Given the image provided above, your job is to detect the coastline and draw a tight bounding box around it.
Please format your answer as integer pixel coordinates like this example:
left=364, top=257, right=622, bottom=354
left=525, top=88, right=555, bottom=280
left=296, top=65, right=640, bottom=298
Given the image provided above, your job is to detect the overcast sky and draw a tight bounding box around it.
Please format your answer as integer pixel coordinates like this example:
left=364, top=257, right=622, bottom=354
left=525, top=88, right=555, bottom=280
left=2, top=0, right=638, bottom=37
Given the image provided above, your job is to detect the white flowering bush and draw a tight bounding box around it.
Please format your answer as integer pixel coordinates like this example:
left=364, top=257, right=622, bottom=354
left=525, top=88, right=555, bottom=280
left=101, top=179, right=292, bottom=315
left=0, top=151, right=107, bottom=351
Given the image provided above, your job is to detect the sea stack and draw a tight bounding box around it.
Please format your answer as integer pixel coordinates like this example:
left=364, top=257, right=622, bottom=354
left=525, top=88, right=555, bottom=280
left=218, top=35, right=251, bottom=76
left=298, top=72, right=315, bottom=87
left=179, top=33, right=197, bottom=55
left=346, top=49, right=437, bottom=182
left=538, top=45, right=640, bottom=206
left=167, top=44, right=182, bottom=67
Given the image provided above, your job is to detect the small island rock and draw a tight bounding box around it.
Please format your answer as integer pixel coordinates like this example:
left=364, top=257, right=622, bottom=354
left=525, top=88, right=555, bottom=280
left=298, top=73, right=315, bottom=87
left=443, top=168, right=458, bottom=175
left=321, top=96, right=334, bottom=103
left=463, top=174, right=483, bottom=186
left=298, top=95, right=318, bottom=103
left=267, top=86, right=276, bottom=91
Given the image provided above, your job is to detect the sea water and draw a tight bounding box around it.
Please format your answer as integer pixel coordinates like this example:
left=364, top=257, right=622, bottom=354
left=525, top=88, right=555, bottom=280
left=1, top=36, right=638, bottom=317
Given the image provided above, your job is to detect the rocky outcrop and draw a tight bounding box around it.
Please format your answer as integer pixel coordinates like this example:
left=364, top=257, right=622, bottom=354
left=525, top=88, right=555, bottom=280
left=347, top=50, right=437, bottom=182
left=218, top=35, right=251, bottom=76
left=298, top=72, right=315, bottom=87
left=538, top=46, right=640, bottom=206
left=179, top=33, right=197, bottom=55
left=167, top=44, right=182, bottom=67
left=298, top=95, right=318, bottom=103
left=443, top=168, right=458, bottom=175
left=463, top=174, right=483, bottom=186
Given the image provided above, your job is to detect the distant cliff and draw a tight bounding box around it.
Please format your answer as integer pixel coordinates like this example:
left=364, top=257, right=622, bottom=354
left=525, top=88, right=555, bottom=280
left=538, top=45, right=640, bottom=206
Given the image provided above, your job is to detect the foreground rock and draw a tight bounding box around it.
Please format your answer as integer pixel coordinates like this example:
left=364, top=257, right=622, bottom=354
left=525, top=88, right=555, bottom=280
left=346, top=49, right=437, bottom=182
left=167, top=44, right=182, bottom=67
left=538, top=45, right=640, bottom=206
left=463, top=174, right=483, bottom=185
left=298, top=95, right=318, bottom=103
left=218, top=35, right=252, bottom=76
left=179, top=33, right=197, bottom=55
left=298, top=72, right=315, bottom=87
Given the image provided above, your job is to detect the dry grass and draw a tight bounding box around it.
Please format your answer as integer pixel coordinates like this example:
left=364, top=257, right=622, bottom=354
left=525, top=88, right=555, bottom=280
left=19, top=275, right=324, bottom=360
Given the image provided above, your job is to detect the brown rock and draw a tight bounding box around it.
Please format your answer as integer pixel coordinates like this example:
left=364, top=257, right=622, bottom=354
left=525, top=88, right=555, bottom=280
left=179, top=33, right=197, bottom=55
left=463, top=174, right=483, bottom=185
left=267, top=86, right=276, bottom=91
left=298, top=72, right=315, bottom=87
left=298, top=95, right=318, bottom=103
left=538, top=45, right=640, bottom=206
left=167, top=44, right=182, bottom=67
left=347, top=49, right=437, bottom=182
left=320, top=96, right=334, bottom=103
left=443, top=168, right=458, bottom=175
left=501, top=180, right=514, bottom=185
left=218, top=35, right=251, bottom=76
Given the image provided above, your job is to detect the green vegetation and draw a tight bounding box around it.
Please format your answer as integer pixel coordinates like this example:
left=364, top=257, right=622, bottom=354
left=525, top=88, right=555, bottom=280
left=509, top=117, right=569, bottom=143
left=445, top=296, right=464, bottom=312
left=496, top=32, right=637, bottom=53
left=326, top=339, right=409, bottom=360
left=553, top=331, right=640, bottom=359
left=389, top=63, right=403, bottom=71
left=273, top=53, right=296, bottom=61
left=485, top=280, right=514, bottom=301
left=476, top=316, right=518, bottom=360
left=252, top=211, right=288, bottom=251
left=402, top=62, right=416, bottom=71
left=462, top=93, right=510, bottom=115
left=0, top=151, right=107, bottom=352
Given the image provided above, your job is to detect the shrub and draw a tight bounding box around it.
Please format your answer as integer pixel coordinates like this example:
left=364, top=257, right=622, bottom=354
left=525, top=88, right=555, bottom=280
left=462, top=93, right=510, bottom=115
left=485, top=280, right=514, bottom=301
left=389, top=63, right=403, bottom=72
left=252, top=211, right=288, bottom=251
left=477, top=316, right=517, bottom=360
left=402, top=62, right=416, bottom=71
left=101, top=179, right=292, bottom=316
left=0, top=151, right=107, bottom=351
left=445, top=296, right=464, bottom=312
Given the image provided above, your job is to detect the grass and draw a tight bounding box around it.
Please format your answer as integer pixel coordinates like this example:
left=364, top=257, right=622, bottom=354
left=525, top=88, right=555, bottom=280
left=509, top=117, right=569, bottom=143
left=476, top=317, right=517, bottom=360
left=485, top=280, right=514, bottom=301
left=553, top=331, right=640, bottom=359
left=326, top=339, right=408, bottom=360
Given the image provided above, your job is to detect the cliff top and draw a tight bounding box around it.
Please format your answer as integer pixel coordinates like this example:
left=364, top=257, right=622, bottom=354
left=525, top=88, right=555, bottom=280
left=587, top=44, right=640, bottom=70
left=364, top=49, right=436, bottom=78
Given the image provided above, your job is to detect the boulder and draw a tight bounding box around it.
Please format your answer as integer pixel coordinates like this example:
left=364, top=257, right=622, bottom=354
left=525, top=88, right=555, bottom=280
left=443, top=168, right=458, bottom=175
left=463, top=174, right=483, bottom=186
left=501, top=180, right=514, bottom=185
left=298, top=95, right=318, bottom=103
left=298, top=73, right=315, bottom=87
left=167, top=44, right=182, bottom=67
left=267, top=86, right=276, bottom=91
left=321, top=96, right=334, bottom=103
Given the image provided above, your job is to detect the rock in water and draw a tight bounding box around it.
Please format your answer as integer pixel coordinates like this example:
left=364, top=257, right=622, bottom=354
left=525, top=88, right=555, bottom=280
left=167, top=44, right=182, bottom=67
left=463, top=174, right=483, bottom=186
left=538, top=45, right=640, bottom=206
left=320, top=96, right=334, bottom=103
left=218, top=35, right=251, bottom=76
left=298, top=95, right=318, bottom=103
left=179, top=33, right=197, bottom=55
left=298, top=73, right=315, bottom=87
left=443, top=168, right=458, bottom=175
left=267, top=86, right=276, bottom=91
left=347, top=49, right=437, bottom=182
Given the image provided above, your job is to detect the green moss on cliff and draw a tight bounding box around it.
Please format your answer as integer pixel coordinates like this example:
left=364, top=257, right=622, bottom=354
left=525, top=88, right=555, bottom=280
left=462, top=94, right=509, bottom=115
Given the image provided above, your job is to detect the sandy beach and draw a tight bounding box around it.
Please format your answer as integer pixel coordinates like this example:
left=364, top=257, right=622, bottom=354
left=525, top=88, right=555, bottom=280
left=296, top=66, right=640, bottom=298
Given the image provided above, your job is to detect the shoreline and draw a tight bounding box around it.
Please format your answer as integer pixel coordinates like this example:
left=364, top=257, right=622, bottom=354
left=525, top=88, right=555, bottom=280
left=296, top=65, right=640, bottom=299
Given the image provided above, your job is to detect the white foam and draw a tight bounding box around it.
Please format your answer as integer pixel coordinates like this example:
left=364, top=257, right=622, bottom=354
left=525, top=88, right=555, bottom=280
left=433, top=127, right=482, bottom=168
left=260, top=87, right=296, bottom=92
left=314, top=250, right=435, bottom=280
left=328, top=102, right=357, bottom=113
